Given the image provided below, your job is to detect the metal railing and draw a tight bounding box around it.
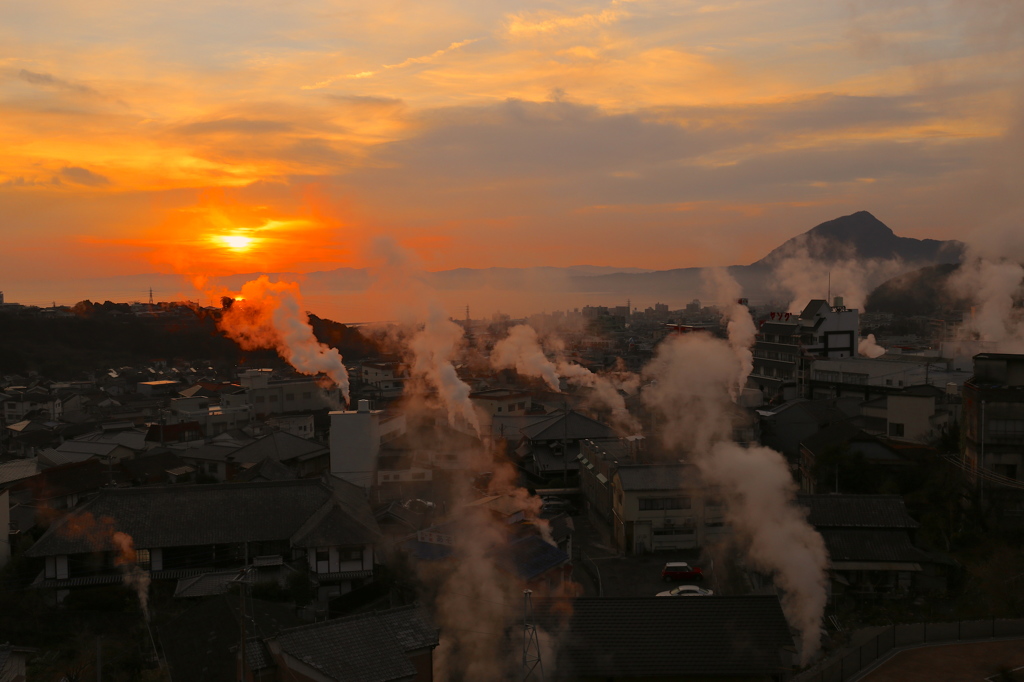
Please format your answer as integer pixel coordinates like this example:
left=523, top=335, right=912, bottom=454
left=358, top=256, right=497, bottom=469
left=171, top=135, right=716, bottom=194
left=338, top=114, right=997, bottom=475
left=795, top=618, right=1024, bottom=682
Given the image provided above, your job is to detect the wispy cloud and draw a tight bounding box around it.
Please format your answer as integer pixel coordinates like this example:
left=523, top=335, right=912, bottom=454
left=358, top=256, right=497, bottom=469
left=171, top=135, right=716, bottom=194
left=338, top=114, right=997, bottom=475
left=59, top=166, right=111, bottom=187
left=505, top=8, right=624, bottom=37
left=303, top=38, right=480, bottom=90
left=18, top=69, right=100, bottom=96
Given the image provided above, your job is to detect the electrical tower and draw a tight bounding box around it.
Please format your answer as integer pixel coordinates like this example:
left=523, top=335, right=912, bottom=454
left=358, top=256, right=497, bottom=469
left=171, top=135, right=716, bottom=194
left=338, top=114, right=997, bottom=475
left=521, top=589, right=544, bottom=681
left=149, top=287, right=154, bottom=306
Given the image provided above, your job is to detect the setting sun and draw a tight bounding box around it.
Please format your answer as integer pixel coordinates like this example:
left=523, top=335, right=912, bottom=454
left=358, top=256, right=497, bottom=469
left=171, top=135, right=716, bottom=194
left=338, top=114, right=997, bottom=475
left=219, top=234, right=253, bottom=251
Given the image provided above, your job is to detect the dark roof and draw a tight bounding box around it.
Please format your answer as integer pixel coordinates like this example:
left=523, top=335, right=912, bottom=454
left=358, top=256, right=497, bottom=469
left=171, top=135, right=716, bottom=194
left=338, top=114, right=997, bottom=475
left=821, top=529, right=930, bottom=563
left=495, top=535, right=569, bottom=581
left=118, top=450, right=189, bottom=482
left=272, top=605, right=438, bottom=682
left=229, top=431, right=328, bottom=464
left=520, top=410, right=617, bottom=442
left=145, top=421, right=204, bottom=443
left=232, top=456, right=296, bottom=482
left=797, top=494, right=919, bottom=529
left=26, top=478, right=378, bottom=557
left=800, top=421, right=875, bottom=455
left=10, top=458, right=120, bottom=501
left=614, top=464, right=700, bottom=491
left=544, top=596, right=793, bottom=677
left=160, top=594, right=302, bottom=682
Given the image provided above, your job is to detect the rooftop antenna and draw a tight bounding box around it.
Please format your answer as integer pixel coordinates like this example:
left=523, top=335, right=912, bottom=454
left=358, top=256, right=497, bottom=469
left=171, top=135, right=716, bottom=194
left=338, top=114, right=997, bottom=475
left=521, top=589, right=544, bottom=681
left=149, top=288, right=154, bottom=306
left=827, top=271, right=831, bottom=305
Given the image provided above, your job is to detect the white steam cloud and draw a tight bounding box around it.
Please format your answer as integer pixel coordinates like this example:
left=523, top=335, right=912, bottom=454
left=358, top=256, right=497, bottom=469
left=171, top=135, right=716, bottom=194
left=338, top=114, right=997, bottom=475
left=409, top=304, right=482, bottom=435
left=771, top=243, right=905, bottom=313
left=704, top=268, right=757, bottom=396
left=642, top=332, right=829, bottom=664
left=490, top=323, right=640, bottom=433
left=858, top=334, right=886, bottom=358
left=218, top=276, right=351, bottom=403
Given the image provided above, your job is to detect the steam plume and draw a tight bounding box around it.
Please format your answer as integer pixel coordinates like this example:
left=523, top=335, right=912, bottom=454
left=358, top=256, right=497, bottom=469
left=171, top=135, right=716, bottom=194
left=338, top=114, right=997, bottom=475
left=219, top=275, right=351, bottom=403
left=112, top=531, right=151, bottom=621
left=490, top=324, right=561, bottom=391
left=704, top=268, right=756, bottom=396
left=642, top=333, right=828, bottom=664
left=490, top=323, right=640, bottom=433
left=770, top=242, right=904, bottom=312
left=409, top=304, right=481, bottom=435
left=858, top=334, right=886, bottom=358
left=947, top=242, right=1024, bottom=353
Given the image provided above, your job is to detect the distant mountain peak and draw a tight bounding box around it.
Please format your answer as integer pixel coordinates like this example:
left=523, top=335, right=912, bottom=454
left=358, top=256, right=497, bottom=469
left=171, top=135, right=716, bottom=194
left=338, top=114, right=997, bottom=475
left=753, top=211, right=962, bottom=266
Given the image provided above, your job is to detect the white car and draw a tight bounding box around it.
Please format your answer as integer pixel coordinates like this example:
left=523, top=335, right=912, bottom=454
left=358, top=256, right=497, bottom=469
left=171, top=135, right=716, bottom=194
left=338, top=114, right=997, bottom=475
left=656, top=585, right=714, bottom=597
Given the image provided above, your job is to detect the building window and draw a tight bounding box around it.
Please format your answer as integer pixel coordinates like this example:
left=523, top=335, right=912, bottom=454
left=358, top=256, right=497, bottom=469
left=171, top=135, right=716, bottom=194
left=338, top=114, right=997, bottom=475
left=639, top=497, right=691, bottom=511
left=208, top=462, right=219, bottom=473
left=341, top=549, right=362, bottom=561
left=136, top=549, right=151, bottom=568
left=303, top=392, right=312, bottom=399
left=269, top=394, right=278, bottom=402
left=316, top=549, right=329, bottom=563
left=888, top=423, right=905, bottom=437
left=285, top=393, right=294, bottom=401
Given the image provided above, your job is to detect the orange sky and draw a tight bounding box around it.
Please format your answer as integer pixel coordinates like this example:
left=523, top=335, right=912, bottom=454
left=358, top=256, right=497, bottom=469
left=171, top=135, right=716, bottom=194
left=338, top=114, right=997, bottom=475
left=2, top=0, right=1023, bottom=308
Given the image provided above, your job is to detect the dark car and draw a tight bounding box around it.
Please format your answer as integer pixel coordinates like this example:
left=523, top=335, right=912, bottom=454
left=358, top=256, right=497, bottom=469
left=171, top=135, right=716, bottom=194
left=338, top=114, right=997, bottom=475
left=661, top=562, right=703, bottom=581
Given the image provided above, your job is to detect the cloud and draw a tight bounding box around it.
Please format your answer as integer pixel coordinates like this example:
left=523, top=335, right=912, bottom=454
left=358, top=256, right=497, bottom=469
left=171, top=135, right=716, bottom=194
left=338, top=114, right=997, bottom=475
left=18, top=69, right=99, bottom=96
left=175, top=118, right=294, bottom=135
left=505, top=8, right=625, bottom=37
left=59, top=166, right=111, bottom=187
left=304, top=38, right=480, bottom=89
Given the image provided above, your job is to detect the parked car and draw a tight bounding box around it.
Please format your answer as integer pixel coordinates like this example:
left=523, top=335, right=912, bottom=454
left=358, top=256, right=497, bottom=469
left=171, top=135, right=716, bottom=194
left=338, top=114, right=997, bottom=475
left=657, top=585, right=714, bottom=597
left=541, top=496, right=575, bottom=514
left=661, top=562, right=703, bottom=582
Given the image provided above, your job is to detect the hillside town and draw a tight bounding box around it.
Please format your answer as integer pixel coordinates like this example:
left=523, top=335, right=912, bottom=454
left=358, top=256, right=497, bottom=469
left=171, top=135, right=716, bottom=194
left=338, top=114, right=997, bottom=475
left=2, top=284, right=1024, bottom=682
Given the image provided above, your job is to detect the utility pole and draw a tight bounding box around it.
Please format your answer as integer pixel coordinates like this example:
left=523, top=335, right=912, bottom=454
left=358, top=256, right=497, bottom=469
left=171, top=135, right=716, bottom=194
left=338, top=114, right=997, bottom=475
left=232, top=569, right=251, bottom=682
left=521, top=589, right=544, bottom=681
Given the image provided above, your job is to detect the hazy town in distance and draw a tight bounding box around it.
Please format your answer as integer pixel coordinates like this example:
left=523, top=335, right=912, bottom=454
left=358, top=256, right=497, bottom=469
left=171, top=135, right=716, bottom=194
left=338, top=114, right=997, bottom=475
left=4, top=1, right=1024, bottom=679
left=3, top=210, right=1024, bottom=682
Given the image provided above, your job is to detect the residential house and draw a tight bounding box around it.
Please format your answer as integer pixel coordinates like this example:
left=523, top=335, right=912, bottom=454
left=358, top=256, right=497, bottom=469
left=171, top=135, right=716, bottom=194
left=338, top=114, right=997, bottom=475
left=239, top=369, right=342, bottom=416
left=798, top=494, right=949, bottom=598
left=263, top=604, right=439, bottom=682
left=610, top=464, right=727, bottom=554
left=360, top=361, right=408, bottom=400
left=160, top=594, right=303, bottom=682
left=0, top=644, right=35, bottom=682
left=545, top=595, right=796, bottom=681
left=25, top=477, right=381, bottom=602
left=798, top=422, right=911, bottom=494
left=7, top=458, right=121, bottom=511
left=859, top=384, right=958, bottom=444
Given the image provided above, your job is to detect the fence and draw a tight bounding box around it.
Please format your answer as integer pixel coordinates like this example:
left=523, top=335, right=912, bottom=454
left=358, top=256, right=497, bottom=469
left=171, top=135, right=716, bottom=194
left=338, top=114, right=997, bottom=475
left=795, top=618, right=1024, bottom=682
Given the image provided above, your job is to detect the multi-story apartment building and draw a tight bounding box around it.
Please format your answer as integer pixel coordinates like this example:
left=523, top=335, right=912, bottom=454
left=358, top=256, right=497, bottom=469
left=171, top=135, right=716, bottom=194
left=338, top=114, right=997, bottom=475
left=749, top=298, right=859, bottom=400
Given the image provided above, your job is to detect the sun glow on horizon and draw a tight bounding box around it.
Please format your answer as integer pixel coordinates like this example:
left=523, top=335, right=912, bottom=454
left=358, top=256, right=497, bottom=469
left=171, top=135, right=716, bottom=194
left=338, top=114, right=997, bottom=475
left=218, top=234, right=254, bottom=251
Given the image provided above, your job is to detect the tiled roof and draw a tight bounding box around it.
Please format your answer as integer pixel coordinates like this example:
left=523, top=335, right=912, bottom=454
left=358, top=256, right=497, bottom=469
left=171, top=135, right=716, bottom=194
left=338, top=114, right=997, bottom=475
left=26, top=478, right=377, bottom=557
left=160, top=595, right=302, bottom=682
left=273, top=605, right=437, bottom=682
left=544, top=596, right=793, bottom=677
left=614, top=464, right=700, bottom=491
left=520, top=410, right=617, bottom=442
left=797, top=494, right=919, bottom=529
left=821, top=529, right=930, bottom=563
left=230, top=431, right=328, bottom=463
left=0, top=457, right=39, bottom=486
left=38, top=448, right=97, bottom=468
